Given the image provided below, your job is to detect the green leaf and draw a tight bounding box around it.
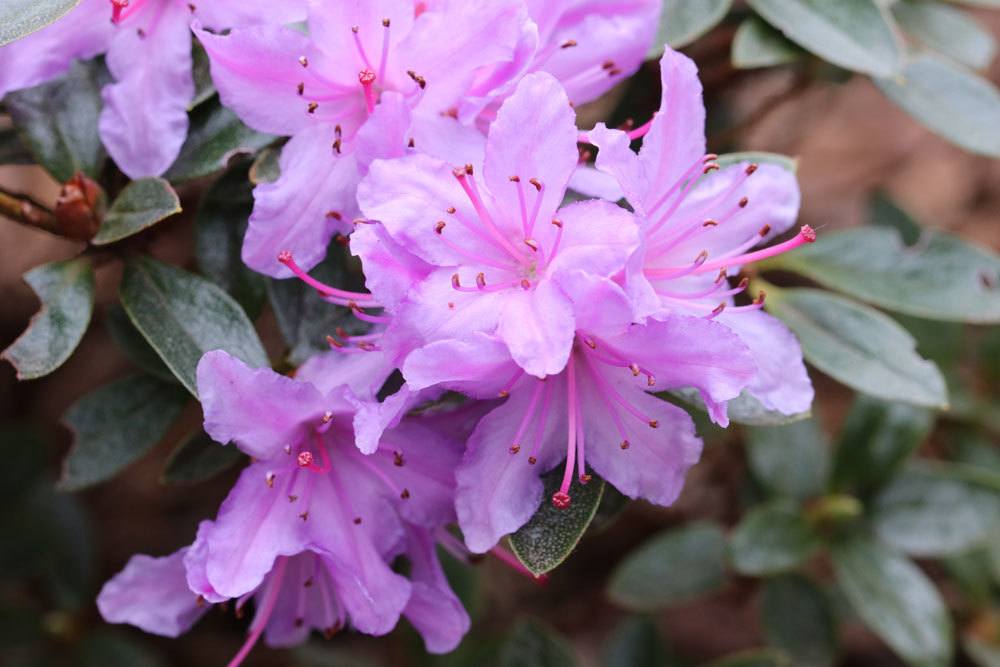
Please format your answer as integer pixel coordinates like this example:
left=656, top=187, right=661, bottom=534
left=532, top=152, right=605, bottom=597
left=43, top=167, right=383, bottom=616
left=189, top=41, right=215, bottom=109
left=0, top=425, right=48, bottom=504
left=249, top=145, right=282, bottom=184
left=0, top=0, right=79, bottom=46
left=104, top=305, right=176, bottom=383
left=649, top=0, right=732, bottom=55
left=762, top=226, right=1000, bottom=324
left=119, top=256, right=268, bottom=396
left=194, top=161, right=267, bottom=318
left=0, top=126, right=35, bottom=165
left=732, top=16, right=802, bottom=69
left=764, top=287, right=948, bottom=408
left=607, top=522, right=728, bottom=611
left=5, top=59, right=107, bottom=181
left=872, top=467, right=1000, bottom=557
left=832, top=536, right=953, bottom=667
left=875, top=52, right=1000, bottom=157
left=671, top=388, right=810, bottom=427
left=509, top=469, right=605, bottom=576
left=730, top=501, right=821, bottom=576
left=702, top=650, right=792, bottom=667
left=601, top=617, right=675, bottom=667
left=746, top=418, right=829, bottom=501
left=60, top=374, right=188, bottom=490
left=830, top=395, right=934, bottom=496
left=965, top=636, right=1000, bottom=667
left=268, top=249, right=367, bottom=365
left=893, top=0, right=996, bottom=70
left=499, top=620, right=577, bottom=667
left=91, top=178, right=180, bottom=245
left=161, top=431, right=243, bottom=485
left=165, top=98, right=275, bottom=182
left=746, top=0, right=900, bottom=77
left=869, top=191, right=922, bottom=246
left=2, top=257, right=94, bottom=380
left=761, top=575, right=836, bottom=667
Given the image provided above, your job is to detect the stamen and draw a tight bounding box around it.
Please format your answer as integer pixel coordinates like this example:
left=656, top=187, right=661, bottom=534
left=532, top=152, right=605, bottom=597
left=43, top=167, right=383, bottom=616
left=278, top=251, right=376, bottom=303
left=554, top=358, right=579, bottom=509
left=646, top=154, right=718, bottom=217
left=351, top=26, right=374, bottom=70
left=453, top=166, right=524, bottom=261
left=510, top=381, right=545, bottom=455
left=378, top=19, right=391, bottom=82
left=526, top=381, right=554, bottom=465
left=691, top=225, right=815, bottom=274
left=225, top=557, right=289, bottom=667
left=110, top=0, right=129, bottom=23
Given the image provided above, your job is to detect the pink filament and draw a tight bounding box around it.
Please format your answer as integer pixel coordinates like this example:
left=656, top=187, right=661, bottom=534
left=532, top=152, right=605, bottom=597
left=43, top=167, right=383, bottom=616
left=690, top=225, right=815, bottom=274
left=556, top=357, right=579, bottom=503
left=278, top=251, right=375, bottom=303
left=226, top=557, right=289, bottom=667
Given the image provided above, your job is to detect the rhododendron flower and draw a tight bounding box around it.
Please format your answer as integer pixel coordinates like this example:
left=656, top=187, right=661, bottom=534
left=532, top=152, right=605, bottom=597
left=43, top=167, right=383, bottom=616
left=359, top=72, right=640, bottom=378
left=195, top=0, right=528, bottom=277
left=460, top=0, right=661, bottom=121
left=402, top=276, right=756, bottom=552
left=587, top=46, right=814, bottom=417
left=0, top=0, right=305, bottom=178
left=97, top=349, right=471, bottom=660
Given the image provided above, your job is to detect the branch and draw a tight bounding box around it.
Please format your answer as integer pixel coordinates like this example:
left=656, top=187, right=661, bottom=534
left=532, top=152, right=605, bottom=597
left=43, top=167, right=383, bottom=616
left=0, top=185, right=60, bottom=235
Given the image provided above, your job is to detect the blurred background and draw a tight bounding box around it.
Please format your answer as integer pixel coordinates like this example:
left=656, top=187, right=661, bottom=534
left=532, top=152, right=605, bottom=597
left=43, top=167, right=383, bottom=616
left=2, top=2, right=999, bottom=666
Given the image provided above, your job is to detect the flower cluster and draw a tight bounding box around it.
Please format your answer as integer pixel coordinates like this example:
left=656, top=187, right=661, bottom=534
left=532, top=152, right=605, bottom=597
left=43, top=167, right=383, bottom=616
left=2, top=0, right=815, bottom=661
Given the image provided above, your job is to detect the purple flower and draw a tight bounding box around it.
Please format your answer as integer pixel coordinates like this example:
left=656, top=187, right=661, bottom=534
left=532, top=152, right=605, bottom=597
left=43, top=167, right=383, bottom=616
left=97, top=348, right=471, bottom=660
left=401, top=277, right=755, bottom=552
left=194, top=0, right=528, bottom=277
left=359, top=72, right=641, bottom=378
left=586, top=46, right=815, bottom=416
left=460, top=0, right=661, bottom=122
left=0, top=0, right=305, bottom=178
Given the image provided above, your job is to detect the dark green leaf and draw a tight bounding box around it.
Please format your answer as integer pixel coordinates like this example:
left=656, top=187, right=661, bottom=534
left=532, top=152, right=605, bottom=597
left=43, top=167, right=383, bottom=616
left=671, top=388, right=809, bottom=427
left=194, top=161, right=267, bottom=318
left=509, top=469, right=605, bottom=576
left=732, top=16, right=802, bottom=69
left=831, top=395, right=934, bottom=496
left=60, top=374, right=188, bottom=490
left=762, top=227, right=1000, bottom=324
left=76, top=630, right=166, bottom=667
left=0, top=0, right=80, bottom=46
left=942, top=547, right=996, bottom=605
left=761, top=575, right=836, bottom=667
left=746, top=418, right=829, bottom=501
left=730, top=501, right=821, bottom=576
left=5, top=59, right=106, bottom=181
left=703, top=650, right=791, bottom=667
left=189, top=41, right=215, bottom=109
left=869, top=191, right=922, bottom=246
left=832, top=536, right=953, bottom=667
left=746, top=0, right=900, bottom=77
left=893, top=0, right=996, bottom=70
left=764, top=287, right=948, bottom=408
left=601, top=617, right=675, bottom=667
left=2, top=257, right=94, bottom=380
left=0, top=125, right=35, bottom=164
left=965, top=637, right=1000, bottom=667
left=161, top=431, right=243, bottom=485
left=872, top=467, right=1000, bottom=557
left=249, top=145, right=281, bottom=184
left=499, top=620, right=577, bottom=667
left=120, top=256, right=268, bottom=396
left=165, top=98, right=275, bottom=182
left=650, top=0, right=732, bottom=55
left=607, top=522, right=728, bottom=611
left=91, top=178, right=180, bottom=245
left=104, top=305, right=176, bottom=383
left=268, top=249, right=365, bottom=365
left=876, top=52, right=1000, bottom=157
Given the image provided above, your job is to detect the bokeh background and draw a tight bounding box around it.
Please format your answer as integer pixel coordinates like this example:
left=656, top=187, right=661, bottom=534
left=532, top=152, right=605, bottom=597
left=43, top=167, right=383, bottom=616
left=2, top=3, right=999, bottom=666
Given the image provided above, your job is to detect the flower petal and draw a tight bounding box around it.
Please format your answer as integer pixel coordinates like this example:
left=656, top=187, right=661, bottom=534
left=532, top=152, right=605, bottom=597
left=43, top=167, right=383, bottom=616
left=496, top=278, right=575, bottom=378
left=307, top=0, right=414, bottom=76
left=97, top=548, right=206, bottom=637
left=551, top=269, right=634, bottom=338
left=262, top=552, right=340, bottom=648
left=547, top=198, right=640, bottom=277
left=349, top=222, right=434, bottom=312
left=192, top=0, right=307, bottom=30
left=402, top=332, right=519, bottom=398
left=402, top=525, right=470, bottom=653
left=196, top=350, right=328, bottom=460
left=243, top=124, right=359, bottom=277
left=99, top=5, right=194, bottom=178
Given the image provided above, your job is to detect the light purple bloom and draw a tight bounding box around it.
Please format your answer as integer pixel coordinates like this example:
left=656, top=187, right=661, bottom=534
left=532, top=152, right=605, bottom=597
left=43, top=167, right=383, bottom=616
left=587, top=46, right=815, bottom=416
left=0, top=0, right=305, bottom=179
left=195, top=0, right=528, bottom=277
left=97, top=348, right=471, bottom=660
left=401, top=276, right=756, bottom=552
left=359, top=72, right=641, bottom=378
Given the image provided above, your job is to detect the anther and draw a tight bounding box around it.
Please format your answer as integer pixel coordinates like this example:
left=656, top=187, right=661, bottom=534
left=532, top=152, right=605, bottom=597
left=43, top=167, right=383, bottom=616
left=393, top=451, right=404, bottom=466
left=528, top=456, right=537, bottom=465
left=406, top=70, right=427, bottom=89
left=296, top=82, right=304, bottom=96
left=446, top=206, right=456, bottom=214
left=382, top=18, right=390, bottom=26
left=646, top=375, right=656, bottom=387
left=520, top=279, right=531, bottom=290
left=703, top=163, right=720, bottom=174
left=703, top=219, right=718, bottom=227
left=579, top=474, right=592, bottom=484
left=648, top=419, right=659, bottom=428
left=326, top=211, right=342, bottom=221
left=524, top=238, right=539, bottom=251
left=710, top=303, right=726, bottom=317
left=620, top=440, right=630, bottom=450
left=307, top=102, right=318, bottom=113
left=353, top=517, right=362, bottom=524
left=528, top=178, right=542, bottom=191
left=753, top=290, right=767, bottom=305
left=561, top=39, right=577, bottom=48
left=298, top=56, right=308, bottom=67
left=434, top=221, right=446, bottom=234
left=739, top=196, right=749, bottom=208
left=288, top=495, right=298, bottom=502
left=351, top=25, right=359, bottom=33
left=746, top=163, right=759, bottom=175
left=303, top=577, right=313, bottom=588
left=509, top=444, right=520, bottom=454
left=299, top=511, right=309, bottom=521
left=475, top=272, right=486, bottom=289
left=451, top=273, right=461, bottom=289
left=758, top=224, right=771, bottom=237
left=509, top=175, right=520, bottom=182
left=628, top=363, right=640, bottom=377
left=552, top=219, right=563, bottom=228
left=551, top=491, right=571, bottom=509
left=499, top=390, right=509, bottom=398
left=400, top=488, right=410, bottom=500
left=265, top=472, right=276, bottom=488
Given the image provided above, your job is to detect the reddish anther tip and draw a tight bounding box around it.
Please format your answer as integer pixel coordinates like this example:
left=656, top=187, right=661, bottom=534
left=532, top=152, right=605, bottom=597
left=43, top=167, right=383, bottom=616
left=739, top=196, right=749, bottom=208
left=620, top=440, right=630, bottom=450
left=451, top=273, right=461, bottom=289
left=524, top=238, right=539, bottom=251
left=528, top=456, right=537, bottom=465
left=579, top=474, right=593, bottom=484
left=475, top=272, right=486, bottom=288
left=509, top=444, right=520, bottom=454
left=759, top=224, right=772, bottom=237
left=297, top=452, right=314, bottom=467
left=648, top=419, right=659, bottom=428
left=434, top=221, right=446, bottom=234
left=561, top=39, right=577, bottom=48
left=746, top=163, right=759, bottom=175
left=520, top=279, right=531, bottom=290
left=528, top=178, right=542, bottom=192
left=551, top=491, right=571, bottom=509
left=800, top=225, right=817, bottom=243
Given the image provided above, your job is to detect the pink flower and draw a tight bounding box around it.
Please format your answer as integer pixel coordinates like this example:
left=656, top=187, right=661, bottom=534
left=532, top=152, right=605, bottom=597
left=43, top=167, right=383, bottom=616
left=0, top=0, right=305, bottom=178
left=587, top=46, right=815, bottom=417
